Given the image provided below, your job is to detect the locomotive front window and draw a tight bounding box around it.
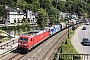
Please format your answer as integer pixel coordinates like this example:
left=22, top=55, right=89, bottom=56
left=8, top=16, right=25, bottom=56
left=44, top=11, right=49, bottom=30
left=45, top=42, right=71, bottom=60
left=20, top=37, right=23, bottom=40
left=19, top=37, right=28, bottom=41
left=24, top=38, right=28, bottom=41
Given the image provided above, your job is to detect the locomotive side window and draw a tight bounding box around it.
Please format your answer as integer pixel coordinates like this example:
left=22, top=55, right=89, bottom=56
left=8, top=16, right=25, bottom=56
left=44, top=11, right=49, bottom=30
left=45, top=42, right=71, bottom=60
left=31, top=38, right=32, bottom=41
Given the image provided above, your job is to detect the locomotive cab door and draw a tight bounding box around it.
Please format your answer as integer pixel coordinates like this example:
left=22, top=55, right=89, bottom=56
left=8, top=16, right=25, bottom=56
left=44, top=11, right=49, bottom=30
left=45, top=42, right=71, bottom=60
left=28, top=38, right=33, bottom=50
left=30, top=38, right=33, bottom=48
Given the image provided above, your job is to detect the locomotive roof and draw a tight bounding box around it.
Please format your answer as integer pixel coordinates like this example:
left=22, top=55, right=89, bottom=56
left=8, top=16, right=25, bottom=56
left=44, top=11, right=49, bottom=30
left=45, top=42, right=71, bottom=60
left=22, top=30, right=46, bottom=36
left=45, top=26, right=55, bottom=30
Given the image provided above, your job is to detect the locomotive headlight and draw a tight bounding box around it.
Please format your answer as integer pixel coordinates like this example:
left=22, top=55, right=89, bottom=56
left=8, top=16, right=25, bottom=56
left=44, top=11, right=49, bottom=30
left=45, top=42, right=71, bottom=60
left=18, top=43, right=21, bottom=45
left=24, top=44, right=27, bottom=46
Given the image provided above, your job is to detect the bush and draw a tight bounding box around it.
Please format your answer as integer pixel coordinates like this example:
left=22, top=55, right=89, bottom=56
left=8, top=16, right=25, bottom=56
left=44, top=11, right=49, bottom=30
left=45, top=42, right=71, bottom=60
left=73, top=56, right=81, bottom=60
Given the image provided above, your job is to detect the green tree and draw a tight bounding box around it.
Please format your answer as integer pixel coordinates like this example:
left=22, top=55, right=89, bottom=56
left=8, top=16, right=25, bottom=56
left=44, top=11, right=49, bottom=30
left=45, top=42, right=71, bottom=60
left=37, top=8, right=47, bottom=28
left=49, top=15, right=56, bottom=25
left=0, top=0, right=16, bottom=8
left=17, top=0, right=28, bottom=10
left=27, top=18, right=30, bottom=23
left=40, top=0, right=52, bottom=9
left=0, top=6, right=7, bottom=18
left=54, top=1, right=66, bottom=12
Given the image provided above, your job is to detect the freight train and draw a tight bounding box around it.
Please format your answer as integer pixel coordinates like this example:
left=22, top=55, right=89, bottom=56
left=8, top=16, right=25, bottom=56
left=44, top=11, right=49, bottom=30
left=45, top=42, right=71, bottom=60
left=17, top=24, right=62, bottom=51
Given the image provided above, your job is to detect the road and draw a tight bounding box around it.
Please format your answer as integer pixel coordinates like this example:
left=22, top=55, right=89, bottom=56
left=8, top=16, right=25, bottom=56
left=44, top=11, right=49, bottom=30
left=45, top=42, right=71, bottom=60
left=78, top=24, right=90, bottom=54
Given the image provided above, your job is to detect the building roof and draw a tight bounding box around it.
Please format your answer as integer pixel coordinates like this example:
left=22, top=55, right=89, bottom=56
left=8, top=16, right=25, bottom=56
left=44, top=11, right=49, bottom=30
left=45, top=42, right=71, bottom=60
left=7, top=7, right=17, bottom=12
left=5, top=5, right=24, bottom=14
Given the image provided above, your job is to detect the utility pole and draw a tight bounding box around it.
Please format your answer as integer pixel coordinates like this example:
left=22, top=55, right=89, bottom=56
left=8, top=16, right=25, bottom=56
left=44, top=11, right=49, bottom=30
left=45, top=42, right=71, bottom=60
left=68, top=17, right=69, bottom=38
left=65, top=15, right=70, bottom=38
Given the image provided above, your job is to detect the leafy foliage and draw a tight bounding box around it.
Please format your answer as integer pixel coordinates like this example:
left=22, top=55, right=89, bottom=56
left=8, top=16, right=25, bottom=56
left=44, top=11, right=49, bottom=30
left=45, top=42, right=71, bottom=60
left=0, top=0, right=90, bottom=26
left=0, top=6, right=7, bottom=18
left=37, top=8, right=47, bottom=28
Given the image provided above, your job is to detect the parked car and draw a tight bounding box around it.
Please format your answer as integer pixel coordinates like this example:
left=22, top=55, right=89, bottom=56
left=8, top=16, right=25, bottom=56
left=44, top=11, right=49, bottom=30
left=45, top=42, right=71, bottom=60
left=82, top=38, right=90, bottom=46
left=82, top=27, right=87, bottom=30
left=85, top=22, right=89, bottom=25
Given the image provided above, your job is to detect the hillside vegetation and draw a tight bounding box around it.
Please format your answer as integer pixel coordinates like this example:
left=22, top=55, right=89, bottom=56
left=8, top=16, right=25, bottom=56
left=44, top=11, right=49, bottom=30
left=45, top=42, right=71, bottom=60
left=0, top=0, right=90, bottom=27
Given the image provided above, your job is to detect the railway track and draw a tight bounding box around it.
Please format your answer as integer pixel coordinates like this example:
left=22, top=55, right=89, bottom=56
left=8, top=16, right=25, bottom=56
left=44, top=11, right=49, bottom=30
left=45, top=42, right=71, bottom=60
left=0, top=24, right=80, bottom=60
left=9, top=54, right=24, bottom=60
left=40, top=30, right=68, bottom=60
left=0, top=22, right=82, bottom=60
left=0, top=27, right=68, bottom=60
left=20, top=28, right=69, bottom=60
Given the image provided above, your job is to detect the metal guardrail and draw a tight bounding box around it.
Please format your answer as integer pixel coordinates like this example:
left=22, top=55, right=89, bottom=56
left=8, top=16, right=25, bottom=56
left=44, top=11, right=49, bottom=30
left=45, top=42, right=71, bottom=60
left=56, top=53, right=90, bottom=60
left=0, top=40, right=17, bottom=50
left=0, top=46, right=17, bottom=58
left=0, top=40, right=17, bottom=58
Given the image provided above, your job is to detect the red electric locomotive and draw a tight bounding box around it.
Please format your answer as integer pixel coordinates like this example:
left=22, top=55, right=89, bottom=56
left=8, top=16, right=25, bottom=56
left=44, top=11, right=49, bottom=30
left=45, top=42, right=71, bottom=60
left=18, top=30, right=49, bottom=50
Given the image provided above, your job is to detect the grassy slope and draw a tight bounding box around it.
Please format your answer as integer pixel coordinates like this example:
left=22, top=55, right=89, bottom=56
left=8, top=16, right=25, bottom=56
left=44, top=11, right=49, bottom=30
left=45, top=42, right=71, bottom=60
left=61, top=30, right=78, bottom=53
